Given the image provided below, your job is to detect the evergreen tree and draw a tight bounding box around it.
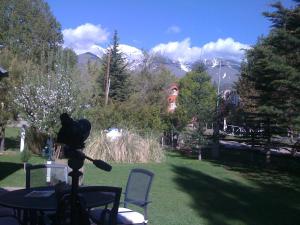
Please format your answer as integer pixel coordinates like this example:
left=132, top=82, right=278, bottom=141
left=236, top=1, right=300, bottom=136
left=101, top=31, right=130, bottom=102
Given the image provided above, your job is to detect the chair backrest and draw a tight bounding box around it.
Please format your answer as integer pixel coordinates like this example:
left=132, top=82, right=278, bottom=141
left=80, top=186, right=122, bottom=225
left=25, top=163, right=69, bottom=189
left=124, top=168, right=154, bottom=209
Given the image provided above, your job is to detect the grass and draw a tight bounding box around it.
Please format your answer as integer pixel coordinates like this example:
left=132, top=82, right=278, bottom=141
left=1, top=150, right=300, bottom=225
left=4, top=127, right=20, bottom=151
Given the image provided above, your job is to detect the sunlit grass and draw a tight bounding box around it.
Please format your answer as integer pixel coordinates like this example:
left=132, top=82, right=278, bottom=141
left=1, top=151, right=300, bottom=225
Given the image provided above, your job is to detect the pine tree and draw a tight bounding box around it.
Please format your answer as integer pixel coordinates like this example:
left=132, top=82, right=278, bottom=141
left=101, top=31, right=130, bottom=102
left=237, top=1, right=300, bottom=136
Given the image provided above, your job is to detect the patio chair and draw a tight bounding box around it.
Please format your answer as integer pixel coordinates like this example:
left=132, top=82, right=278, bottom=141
left=87, top=186, right=122, bottom=225
left=24, top=163, right=69, bottom=224
left=117, top=168, right=154, bottom=225
left=25, top=163, right=69, bottom=189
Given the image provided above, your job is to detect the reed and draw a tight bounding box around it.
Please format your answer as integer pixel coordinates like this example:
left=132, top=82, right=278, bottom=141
left=84, top=130, right=165, bottom=163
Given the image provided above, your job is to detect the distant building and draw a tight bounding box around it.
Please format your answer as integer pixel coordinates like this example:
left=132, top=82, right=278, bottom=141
left=221, top=89, right=239, bottom=106
left=167, top=83, right=179, bottom=113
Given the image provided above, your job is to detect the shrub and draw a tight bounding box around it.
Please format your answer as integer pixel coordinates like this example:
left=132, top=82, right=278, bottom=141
left=25, top=127, right=47, bottom=154
left=84, top=130, right=165, bottom=163
left=20, top=148, right=32, bottom=162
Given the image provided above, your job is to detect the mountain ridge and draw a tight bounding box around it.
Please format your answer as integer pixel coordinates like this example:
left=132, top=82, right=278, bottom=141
left=77, top=50, right=241, bottom=91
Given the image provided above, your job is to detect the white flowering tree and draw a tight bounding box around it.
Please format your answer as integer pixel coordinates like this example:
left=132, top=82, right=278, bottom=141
left=14, top=54, right=78, bottom=138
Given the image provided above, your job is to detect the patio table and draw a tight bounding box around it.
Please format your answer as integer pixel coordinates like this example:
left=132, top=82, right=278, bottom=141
left=0, top=186, right=115, bottom=224
left=0, top=186, right=114, bottom=210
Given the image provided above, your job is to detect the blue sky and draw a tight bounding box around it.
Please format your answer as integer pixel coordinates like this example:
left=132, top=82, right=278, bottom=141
left=46, top=0, right=296, bottom=62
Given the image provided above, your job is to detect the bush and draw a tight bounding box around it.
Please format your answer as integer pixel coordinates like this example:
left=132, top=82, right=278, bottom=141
left=26, top=127, right=47, bottom=154
left=84, top=130, right=165, bottom=163
left=20, top=148, right=32, bottom=162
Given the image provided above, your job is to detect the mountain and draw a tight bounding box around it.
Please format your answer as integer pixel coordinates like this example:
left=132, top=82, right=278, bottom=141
left=77, top=52, right=101, bottom=66
left=203, top=59, right=241, bottom=91
left=77, top=50, right=241, bottom=90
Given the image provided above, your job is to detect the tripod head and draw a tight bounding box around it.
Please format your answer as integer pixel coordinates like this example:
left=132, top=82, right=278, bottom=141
left=57, top=113, right=112, bottom=171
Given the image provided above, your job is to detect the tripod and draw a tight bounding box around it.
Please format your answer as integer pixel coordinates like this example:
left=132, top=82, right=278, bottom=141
left=64, top=147, right=112, bottom=225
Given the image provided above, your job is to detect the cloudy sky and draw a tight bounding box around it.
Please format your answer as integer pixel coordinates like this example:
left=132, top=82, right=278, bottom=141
left=46, top=0, right=295, bottom=62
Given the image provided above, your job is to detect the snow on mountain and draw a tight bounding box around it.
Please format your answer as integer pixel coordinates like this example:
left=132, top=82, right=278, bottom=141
left=118, top=44, right=144, bottom=70
left=177, top=59, right=190, bottom=72
left=203, top=58, right=241, bottom=91
left=77, top=45, right=241, bottom=90
left=82, top=45, right=106, bottom=58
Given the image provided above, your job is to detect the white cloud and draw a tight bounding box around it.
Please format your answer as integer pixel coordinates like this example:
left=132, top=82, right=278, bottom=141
left=62, top=23, right=109, bottom=55
left=62, top=23, right=250, bottom=63
left=166, top=25, right=181, bottom=34
left=151, top=38, right=201, bottom=63
left=201, top=38, right=250, bottom=60
left=151, top=38, right=250, bottom=63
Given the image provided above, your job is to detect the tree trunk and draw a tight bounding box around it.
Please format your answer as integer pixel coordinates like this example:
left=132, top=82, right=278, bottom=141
left=212, top=120, right=220, bottom=158
left=198, top=147, right=202, bottom=160
left=0, top=125, right=5, bottom=152
left=265, top=148, right=271, bottom=164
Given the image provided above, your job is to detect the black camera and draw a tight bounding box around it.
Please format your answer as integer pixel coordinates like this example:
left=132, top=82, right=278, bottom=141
left=57, top=113, right=91, bottom=149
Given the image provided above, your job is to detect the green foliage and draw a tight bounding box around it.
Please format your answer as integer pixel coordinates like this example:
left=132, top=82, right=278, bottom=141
left=0, top=49, right=17, bottom=125
left=0, top=0, right=63, bottom=61
left=85, top=101, right=167, bottom=133
left=88, top=53, right=178, bottom=133
left=236, top=2, right=300, bottom=134
left=100, top=30, right=130, bottom=101
left=178, top=127, right=208, bottom=153
left=20, top=148, right=32, bottom=162
left=162, top=105, right=189, bottom=132
left=178, top=70, right=216, bottom=128
left=25, top=127, right=47, bottom=154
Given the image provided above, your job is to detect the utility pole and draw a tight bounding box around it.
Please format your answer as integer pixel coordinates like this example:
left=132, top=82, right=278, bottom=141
left=104, top=49, right=111, bottom=106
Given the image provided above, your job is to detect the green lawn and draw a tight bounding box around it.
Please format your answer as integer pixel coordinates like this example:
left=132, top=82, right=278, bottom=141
left=1, top=151, right=300, bottom=225
left=4, top=127, right=20, bottom=151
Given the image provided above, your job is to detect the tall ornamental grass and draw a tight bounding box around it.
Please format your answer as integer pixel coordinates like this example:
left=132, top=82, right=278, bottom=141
left=84, top=130, right=165, bottom=163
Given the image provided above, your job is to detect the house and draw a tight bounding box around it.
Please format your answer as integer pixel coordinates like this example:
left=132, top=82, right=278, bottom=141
left=167, top=83, right=179, bottom=113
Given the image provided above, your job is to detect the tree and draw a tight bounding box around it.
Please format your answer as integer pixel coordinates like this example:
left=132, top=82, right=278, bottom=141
left=13, top=50, right=78, bottom=138
left=178, top=71, right=216, bottom=128
left=0, top=0, right=63, bottom=61
left=0, top=48, right=16, bottom=151
left=131, top=52, right=178, bottom=105
left=101, top=31, right=130, bottom=102
left=0, top=71, right=10, bottom=152
left=235, top=61, right=259, bottom=114
left=236, top=1, right=300, bottom=138
left=173, top=70, right=216, bottom=155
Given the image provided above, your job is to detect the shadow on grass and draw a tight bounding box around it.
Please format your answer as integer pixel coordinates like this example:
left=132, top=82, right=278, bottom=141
left=5, top=137, right=20, bottom=151
left=170, top=145, right=300, bottom=187
left=0, top=162, right=23, bottom=181
left=172, top=165, right=300, bottom=225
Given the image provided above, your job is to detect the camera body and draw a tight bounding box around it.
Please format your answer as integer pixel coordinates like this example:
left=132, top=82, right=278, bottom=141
left=57, top=113, right=91, bottom=149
